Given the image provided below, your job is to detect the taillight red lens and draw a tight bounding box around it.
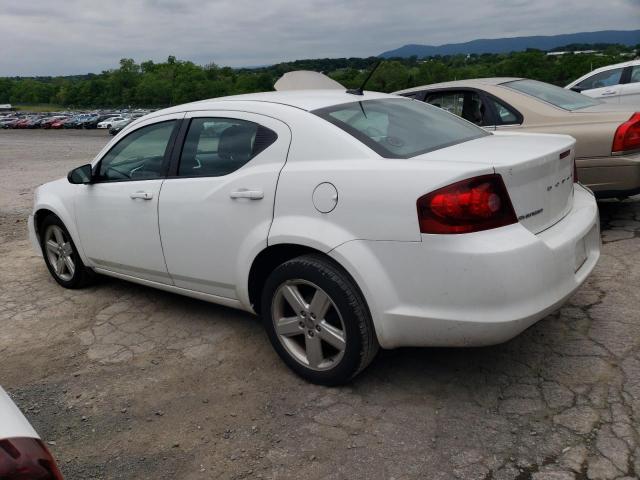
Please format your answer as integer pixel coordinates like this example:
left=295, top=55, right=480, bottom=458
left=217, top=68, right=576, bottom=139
left=612, top=112, right=640, bottom=153
left=0, top=438, right=64, bottom=480
left=417, top=174, right=517, bottom=234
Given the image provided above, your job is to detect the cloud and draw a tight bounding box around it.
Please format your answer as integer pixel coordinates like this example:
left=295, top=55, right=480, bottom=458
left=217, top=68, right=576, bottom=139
left=0, top=0, right=638, bottom=76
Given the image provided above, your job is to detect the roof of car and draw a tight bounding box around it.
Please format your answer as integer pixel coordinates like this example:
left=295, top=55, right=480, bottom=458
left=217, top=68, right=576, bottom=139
left=395, top=77, right=522, bottom=94
left=159, top=89, right=396, bottom=114
left=589, top=59, right=640, bottom=71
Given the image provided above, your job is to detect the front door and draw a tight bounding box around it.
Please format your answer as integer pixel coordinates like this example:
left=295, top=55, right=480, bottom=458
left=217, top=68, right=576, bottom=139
left=74, top=115, right=182, bottom=283
left=158, top=112, right=291, bottom=299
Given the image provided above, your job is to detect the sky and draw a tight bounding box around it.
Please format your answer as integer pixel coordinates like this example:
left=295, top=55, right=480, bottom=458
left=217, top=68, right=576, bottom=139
left=0, top=0, right=639, bottom=76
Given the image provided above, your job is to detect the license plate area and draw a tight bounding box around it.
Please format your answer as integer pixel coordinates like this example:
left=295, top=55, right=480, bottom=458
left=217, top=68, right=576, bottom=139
left=575, top=224, right=597, bottom=272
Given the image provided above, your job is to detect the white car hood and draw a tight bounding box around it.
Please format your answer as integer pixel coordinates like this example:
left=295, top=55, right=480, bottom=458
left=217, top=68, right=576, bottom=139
left=0, top=387, right=39, bottom=439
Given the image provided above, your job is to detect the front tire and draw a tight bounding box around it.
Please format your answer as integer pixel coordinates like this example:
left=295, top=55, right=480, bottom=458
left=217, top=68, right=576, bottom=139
left=261, top=254, right=378, bottom=385
left=40, top=215, right=95, bottom=289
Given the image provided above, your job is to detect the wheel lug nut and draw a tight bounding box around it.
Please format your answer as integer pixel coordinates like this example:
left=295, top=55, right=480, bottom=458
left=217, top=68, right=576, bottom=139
left=315, top=325, right=321, bottom=332
left=308, top=330, right=314, bottom=337
left=298, top=321, right=304, bottom=327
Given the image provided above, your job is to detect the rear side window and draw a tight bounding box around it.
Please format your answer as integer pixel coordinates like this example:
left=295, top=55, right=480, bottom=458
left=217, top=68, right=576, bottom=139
left=489, top=98, right=520, bottom=125
left=178, top=118, right=277, bottom=177
left=313, top=98, right=488, bottom=159
left=503, top=79, right=599, bottom=111
left=425, top=90, right=500, bottom=126
left=577, top=68, right=624, bottom=90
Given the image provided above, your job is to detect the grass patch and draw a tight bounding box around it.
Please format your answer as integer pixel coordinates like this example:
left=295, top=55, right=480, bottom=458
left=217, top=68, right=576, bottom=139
left=14, top=104, right=66, bottom=112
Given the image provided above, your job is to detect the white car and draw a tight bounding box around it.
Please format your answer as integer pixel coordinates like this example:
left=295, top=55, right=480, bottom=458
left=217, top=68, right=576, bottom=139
left=97, top=116, right=126, bottom=129
left=28, top=90, right=600, bottom=384
left=0, top=387, right=64, bottom=479
left=566, top=60, right=640, bottom=105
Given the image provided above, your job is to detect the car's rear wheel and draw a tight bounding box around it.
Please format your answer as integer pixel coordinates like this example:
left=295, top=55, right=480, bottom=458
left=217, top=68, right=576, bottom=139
left=261, top=254, right=378, bottom=385
left=40, top=215, right=95, bottom=288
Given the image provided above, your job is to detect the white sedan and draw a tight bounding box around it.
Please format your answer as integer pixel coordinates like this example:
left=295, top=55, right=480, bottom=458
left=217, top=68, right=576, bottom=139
left=566, top=59, right=640, bottom=105
left=28, top=90, right=600, bottom=384
left=0, top=387, right=64, bottom=479
left=97, top=116, right=126, bottom=129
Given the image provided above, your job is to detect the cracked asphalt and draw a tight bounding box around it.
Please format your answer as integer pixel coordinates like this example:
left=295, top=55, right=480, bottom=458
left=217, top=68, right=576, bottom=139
left=1, top=129, right=639, bottom=480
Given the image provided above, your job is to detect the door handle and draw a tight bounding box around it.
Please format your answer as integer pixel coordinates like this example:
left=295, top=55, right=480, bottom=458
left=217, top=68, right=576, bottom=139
left=601, top=90, right=617, bottom=96
left=230, top=189, right=264, bottom=200
left=130, top=191, right=153, bottom=200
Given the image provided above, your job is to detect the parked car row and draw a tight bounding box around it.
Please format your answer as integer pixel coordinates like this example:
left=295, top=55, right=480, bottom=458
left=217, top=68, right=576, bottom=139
left=0, top=110, right=152, bottom=131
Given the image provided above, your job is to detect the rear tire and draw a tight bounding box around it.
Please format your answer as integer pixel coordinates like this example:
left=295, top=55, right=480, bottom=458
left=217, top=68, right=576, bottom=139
left=261, top=254, right=378, bottom=385
left=40, top=215, right=96, bottom=289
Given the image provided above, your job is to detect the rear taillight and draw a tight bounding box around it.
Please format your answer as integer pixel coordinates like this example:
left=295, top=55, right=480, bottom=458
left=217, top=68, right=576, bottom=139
left=612, top=112, right=640, bottom=154
left=0, top=438, right=64, bottom=480
left=417, top=174, right=517, bottom=234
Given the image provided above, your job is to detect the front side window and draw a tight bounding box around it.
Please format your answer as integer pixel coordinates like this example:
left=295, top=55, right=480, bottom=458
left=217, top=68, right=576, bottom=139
left=178, top=118, right=277, bottom=177
left=503, top=79, right=599, bottom=111
left=98, top=120, right=176, bottom=181
left=313, top=98, right=488, bottom=159
left=577, top=68, right=624, bottom=90
left=629, top=66, right=640, bottom=84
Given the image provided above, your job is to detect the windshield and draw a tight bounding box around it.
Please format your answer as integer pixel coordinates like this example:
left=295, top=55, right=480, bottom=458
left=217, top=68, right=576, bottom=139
left=313, top=98, right=488, bottom=159
left=502, top=79, right=600, bottom=111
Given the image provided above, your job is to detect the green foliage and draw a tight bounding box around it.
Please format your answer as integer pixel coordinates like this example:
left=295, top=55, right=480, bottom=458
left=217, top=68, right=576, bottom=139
left=0, top=48, right=635, bottom=109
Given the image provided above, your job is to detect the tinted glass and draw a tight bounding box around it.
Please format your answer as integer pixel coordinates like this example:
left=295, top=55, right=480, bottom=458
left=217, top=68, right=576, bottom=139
left=425, top=91, right=490, bottom=126
left=489, top=98, right=520, bottom=125
left=98, top=121, right=175, bottom=181
left=313, top=98, right=488, bottom=159
left=178, top=118, right=277, bottom=177
left=629, top=66, right=640, bottom=84
left=503, top=79, right=599, bottom=111
left=426, top=92, right=465, bottom=117
left=577, top=68, right=624, bottom=89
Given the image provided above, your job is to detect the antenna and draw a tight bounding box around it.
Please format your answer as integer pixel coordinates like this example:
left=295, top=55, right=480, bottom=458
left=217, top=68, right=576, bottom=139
left=346, top=60, right=383, bottom=96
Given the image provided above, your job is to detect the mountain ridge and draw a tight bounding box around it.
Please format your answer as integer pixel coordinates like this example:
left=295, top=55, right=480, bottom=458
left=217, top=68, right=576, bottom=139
left=379, top=29, right=640, bottom=58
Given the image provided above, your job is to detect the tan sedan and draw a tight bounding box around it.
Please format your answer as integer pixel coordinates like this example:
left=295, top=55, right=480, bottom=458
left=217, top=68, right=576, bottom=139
left=395, top=78, right=640, bottom=198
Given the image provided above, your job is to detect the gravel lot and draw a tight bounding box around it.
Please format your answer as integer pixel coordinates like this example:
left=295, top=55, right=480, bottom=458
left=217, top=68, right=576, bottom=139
left=1, top=129, right=639, bottom=480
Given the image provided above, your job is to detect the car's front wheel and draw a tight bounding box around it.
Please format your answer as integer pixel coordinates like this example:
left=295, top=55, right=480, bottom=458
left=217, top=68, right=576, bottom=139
left=40, top=215, right=95, bottom=288
left=261, top=254, right=378, bottom=385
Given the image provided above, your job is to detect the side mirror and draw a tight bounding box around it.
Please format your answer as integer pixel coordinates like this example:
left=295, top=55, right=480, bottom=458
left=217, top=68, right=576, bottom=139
left=570, top=86, right=584, bottom=93
left=67, top=164, right=94, bottom=184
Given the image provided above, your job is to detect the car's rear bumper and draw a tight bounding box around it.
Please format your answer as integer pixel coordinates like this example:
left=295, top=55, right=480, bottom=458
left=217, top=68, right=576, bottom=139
left=577, top=152, right=640, bottom=198
left=330, top=184, right=600, bottom=349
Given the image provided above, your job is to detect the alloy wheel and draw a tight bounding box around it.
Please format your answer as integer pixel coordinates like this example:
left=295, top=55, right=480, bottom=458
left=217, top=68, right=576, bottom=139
left=44, top=225, right=75, bottom=282
left=271, top=279, right=347, bottom=371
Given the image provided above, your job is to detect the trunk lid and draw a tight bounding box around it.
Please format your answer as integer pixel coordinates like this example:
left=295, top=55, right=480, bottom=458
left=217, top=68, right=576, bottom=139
left=421, top=131, right=576, bottom=234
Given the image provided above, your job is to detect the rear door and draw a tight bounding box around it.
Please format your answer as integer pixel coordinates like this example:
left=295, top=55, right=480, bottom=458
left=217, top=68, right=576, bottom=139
left=158, top=111, right=291, bottom=299
left=424, top=89, right=496, bottom=130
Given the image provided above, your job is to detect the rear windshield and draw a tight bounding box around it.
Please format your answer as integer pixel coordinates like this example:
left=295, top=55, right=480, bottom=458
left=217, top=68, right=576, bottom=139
left=502, top=79, right=600, bottom=111
left=313, top=98, right=488, bottom=158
